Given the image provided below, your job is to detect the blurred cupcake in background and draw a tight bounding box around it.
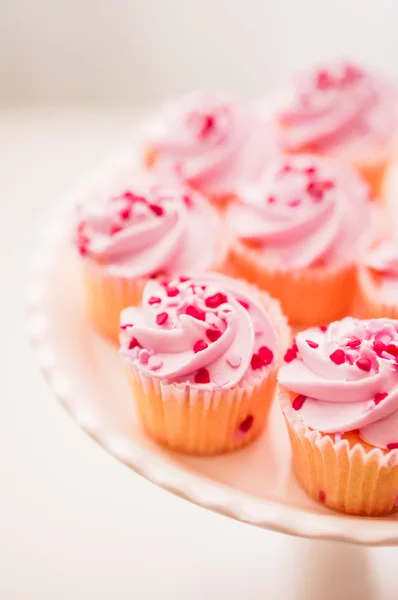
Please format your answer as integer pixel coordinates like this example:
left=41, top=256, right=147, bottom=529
left=143, top=90, right=282, bottom=209
left=270, top=61, right=398, bottom=197
left=74, top=176, right=230, bottom=340
left=356, top=238, right=398, bottom=319
left=279, top=317, right=398, bottom=516
left=120, top=273, right=290, bottom=455
left=227, top=154, right=374, bottom=326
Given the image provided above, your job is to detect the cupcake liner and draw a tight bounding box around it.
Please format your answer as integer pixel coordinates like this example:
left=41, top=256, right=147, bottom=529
left=279, top=388, right=398, bottom=516
left=82, top=236, right=232, bottom=342
left=355, top=266, right=398, bottom=319
left=229, top=240, right=356, bottom=327
left=124, top=285, right=291, bottom=455
left=353, top=156, right=389, bottom=200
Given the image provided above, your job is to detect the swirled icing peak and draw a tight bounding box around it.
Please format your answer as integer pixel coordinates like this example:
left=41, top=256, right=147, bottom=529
left=276, top=61, right=397, bottom=155
left=364, top=239, right=398, bottom=276
left=228, top=154, right=371, bottom=268
left=75, top=177, right=224, bottom=277
left=145, top=90, right=281, bottom=195
left=279, top=317, right=398, bottom=449
left=120, top=274, right=279, bottom=389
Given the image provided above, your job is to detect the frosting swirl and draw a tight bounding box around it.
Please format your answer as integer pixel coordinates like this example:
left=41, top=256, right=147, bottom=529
left=120, top=274, right=279, bottom=389
left=279, top=317, right=398, bottom=449
left=276, top=61, right=397, bottom=157
left=228, top=154, right=371, bottom=268
left=145, top=91, right=281, bottom=196
left=75, top=178, right=225, bottom=277
left=364, top=239, right=398, bottom=276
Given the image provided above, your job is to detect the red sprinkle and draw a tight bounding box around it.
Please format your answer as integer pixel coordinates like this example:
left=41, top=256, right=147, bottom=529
left=148, top=296, right=161, bottom=305
left=306, top=340, right=319, bottom=349
left=205, top=292, right=228, bottom=309
left=149, top=204, right=164, bottom=217
left=194, top=368, right=211, bottom=384
left=199, top=114, right=215, bottom=138
left=387, top=344, right=398, bottom=357
left=110, top=224, right=122, bottom=235
left=356, top=357, right=371, bottom=372
left=292, top=394, right=306, bottom=410
left=156, top=312, right=168, bottom=326
left=120, top=323, right=133, bottom=330
left=238, top=299, right=250, bottom=310
left=186, top=305, right=206, bottom=321
left=258, top=346, right=274, bottom=365
left=288, top=198, right=301, bottom=208
left=306, top=181, right=325, bottom=201
left=387, top=442, right=398, bottom=450
left=239, top=415, right=254, bottom=433
left=284, top=343, right=298, bottom=363
left=329, top=349, right=346, bottom=365
left=305, top=166, right=317, bottom=175
left=319, top=490, right=326, bottom=503
left=374, top=392, right=388, bottom=405
left=250, top=353, right=265, bottom=370
left=206, top=328, right=222, bottom=342
left=373, top=340, right=387, bottom=355
left=346, top=338, right=361, bottom=349
left=166, top=286, right=179, bottom=297
left=267, top=195, right=276, bottom=204
left=119, top=206, right=131, bottom=220
left=182, top=194, right=193, bottom=209
left=128, top=337, right=141, bottom=350
left=319, top=325, right=328, bottom=332
left=179, top=276, right=190, bottom=283
left=193, top=340, right=208, bottom=353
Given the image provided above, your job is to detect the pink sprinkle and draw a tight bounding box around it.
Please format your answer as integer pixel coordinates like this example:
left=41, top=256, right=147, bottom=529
left=120, top=323, right=133, bottom=330
left=258, top=346, right=274, bottom=365
left=193, top=340, right=208, bottom=353
left=149, top=203, right=164, bottom=217
left=329, top=349, right=346, bottom=365
left=267, top=195, right=276, bottom=204
left=138, top=349, right=151, bottom=365
left=387, top=442, right=398, bottom=450
left=288, top=198, right=301, bottom=208
left=306, top=340, right=319, bottom=349
left=292, top=394, right=306, bottom=410
left=238, top=299, right=250, bottom=310
left=119, top=206, right=131, bottom=220
left=239, top=415, right=253, bottom=433
left=307, top=181, right=324, bottom=201
left=179, top=276, right=190, bottom=283
left=182, top=194, right=193, bottom=209
left=166, top=286, right=179, bottom=297
left=319, top=490, right=326, bottom=503
left=305, top=166, right=317, bottom=175
left=284, top=343, right=298, bottom=363
left=186, top=305, right=206, bottom=321
left=356, top=357, right=371, bottom=372
left=346, top=338, right=361, bottom=349
left=194, top=368, right=211, bottom=384
left=148, top=356, right=163, bottom=371
left=206, top=328, right=222, bottom=342
left=374, top=392, right=388, bottom=405
left=110, top=224, right=122, bottom=235
left=227, top=353, right=242, bottom=368
left=205, top=292, right=228, bottom=309
left=148, top=296, right=161, bottom=305
left=156, top=312, right=168, bottom=326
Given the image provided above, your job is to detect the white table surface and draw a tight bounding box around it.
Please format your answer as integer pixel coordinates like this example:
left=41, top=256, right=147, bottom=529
left=1, top=107, right=398, bottom=600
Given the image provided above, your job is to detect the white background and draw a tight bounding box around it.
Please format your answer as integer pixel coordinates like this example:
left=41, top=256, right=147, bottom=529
left=3, top=1, right=398, bottom=598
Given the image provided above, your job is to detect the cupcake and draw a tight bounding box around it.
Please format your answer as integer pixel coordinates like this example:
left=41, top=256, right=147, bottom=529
left=356, top=239, right=398, bottom=319
left=75, top=177, right=230, bottom=340
left=271, top=61, right=398, bottom=197
left=278, top=317, right=398, bottom=516
left=119, top=273, right=290, bottom=455
left=143, top=90, right=281, bottom=209
left=227, top=154, right=373, bottom=326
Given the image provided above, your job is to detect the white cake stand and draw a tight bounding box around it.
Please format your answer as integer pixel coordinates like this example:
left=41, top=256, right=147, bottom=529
left=26, top=163, right=398, bottom=548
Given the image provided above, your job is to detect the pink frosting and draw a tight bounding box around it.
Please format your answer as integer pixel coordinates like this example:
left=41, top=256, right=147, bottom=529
left=276, top=61, right=397, bottom=158
left=363, top=239, right=398, bottom=302
left=279, top=317, right=398, bottom=449
left=146, top=91, right=281, bottom=196
left=75, top=178, right=225, bottom=277
left=227, top=154, right=372, bottom=268
left=120, top=274, right=278, bottom=389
